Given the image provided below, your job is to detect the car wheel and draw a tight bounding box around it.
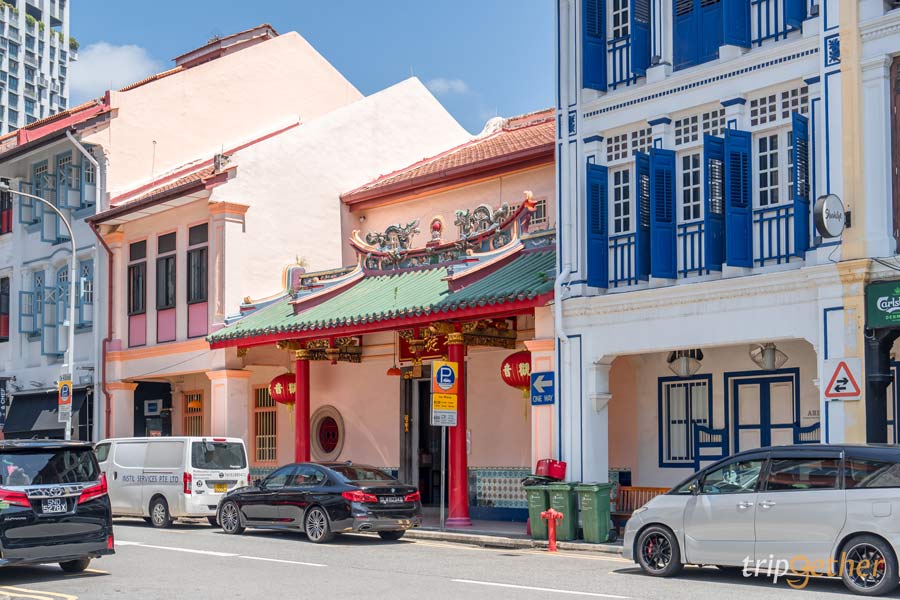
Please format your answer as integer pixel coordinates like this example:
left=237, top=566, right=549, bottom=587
left=149, top=497, right=172, bottom=529
left=304, top=506, right=333, bottom=543
left=207, top=516, right=218, bottom=527
left=219, top=501, right=245, bottom=535
left=841, top=535, right=899, bottom=596
left=59, top=558, right=90, bottom=573
left=636, top=526, right=683, bottom=577
left=378, top=530, right=406, bottom=541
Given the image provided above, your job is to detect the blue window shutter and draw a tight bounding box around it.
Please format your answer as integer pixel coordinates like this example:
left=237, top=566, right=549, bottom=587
left=724, top=128, right=753, bottom=267
left=635, top=152, right=651, bottom=280
left=673, top=0, right=697, bottom=70
left=792, top=112, right=811, bottom=256
left=582, top=0, right=607, bottom=91
left=586, top=163, right=609, bottom=288
left=703, top=134, right=726, bottom=271
left=649, top=148, right=676, bottom=279
left=784, top=0, right=807, bottom=29
left=630, top=0, right=651, bottom=76
left=699, top=0, right=723, bottom=63
left=722, top=0, right=750, bottom=48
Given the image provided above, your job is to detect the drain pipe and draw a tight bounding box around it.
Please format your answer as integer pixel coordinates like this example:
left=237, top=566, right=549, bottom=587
left=553, top=263, right=574, bottom=344
left=67, top=130, right=109, bottom=439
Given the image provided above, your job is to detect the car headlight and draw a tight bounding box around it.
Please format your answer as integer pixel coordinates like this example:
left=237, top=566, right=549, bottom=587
left=631, top=507, right=648, bottom=517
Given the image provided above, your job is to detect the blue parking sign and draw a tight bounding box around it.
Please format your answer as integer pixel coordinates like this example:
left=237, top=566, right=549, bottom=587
left=530, top=371, right=555, bottom=406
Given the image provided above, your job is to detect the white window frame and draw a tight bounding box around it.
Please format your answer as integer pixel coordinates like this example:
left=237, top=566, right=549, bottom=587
left=678, top=152, right=702, bottom=222
left=609, top=0, right=630, bottom=40
left=753, top=128, right=791, bottom=208
left=611, top=167, right=632, bottom=234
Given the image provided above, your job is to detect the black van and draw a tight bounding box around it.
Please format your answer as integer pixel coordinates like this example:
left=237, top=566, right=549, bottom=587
left=0, top=440, right=113, bottom=571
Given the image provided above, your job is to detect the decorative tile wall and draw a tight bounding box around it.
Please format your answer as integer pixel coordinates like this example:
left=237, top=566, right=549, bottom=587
left=471, top=467, right=530, bottom=509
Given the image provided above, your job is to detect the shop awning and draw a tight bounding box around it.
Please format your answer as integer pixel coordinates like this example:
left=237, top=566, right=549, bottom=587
left=208, top=247, right=555, bottom=348
left=4, top=389, right=88, bottom=440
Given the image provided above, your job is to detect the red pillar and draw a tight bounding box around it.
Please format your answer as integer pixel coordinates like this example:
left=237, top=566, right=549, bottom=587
left=294, top=349, right=311, bottom=462
left=446, top=332, right=471, bottom=527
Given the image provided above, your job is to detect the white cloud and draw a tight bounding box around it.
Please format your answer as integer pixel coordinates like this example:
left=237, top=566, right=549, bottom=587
left=69, top=42, right=165, bottom=103
left=426, top=78, right=470, bottom=96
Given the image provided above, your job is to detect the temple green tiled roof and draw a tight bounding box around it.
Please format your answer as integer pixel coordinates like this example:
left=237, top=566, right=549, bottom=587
left=208, top=249, right=554, bottom=345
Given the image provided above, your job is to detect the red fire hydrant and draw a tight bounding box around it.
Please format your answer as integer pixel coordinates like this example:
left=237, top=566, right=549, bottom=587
left=541, top=507, right=564, bottom=552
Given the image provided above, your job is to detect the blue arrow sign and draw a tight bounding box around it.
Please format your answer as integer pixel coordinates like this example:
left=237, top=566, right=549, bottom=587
left=530, top=371, right=555, bottom=406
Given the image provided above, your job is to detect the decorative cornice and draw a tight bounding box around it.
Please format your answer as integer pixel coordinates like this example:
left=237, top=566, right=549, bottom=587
left=524, top=339, right=555, bottom=353
left=860, top=10, right=900, bottom=42
left=205, top=369, right=252, bottom=381
left=562, top=263, right=842, bottom=320
left=107, top=381, right=138, bottom=391
left=295, top=349, right=311, bottom=361
left=208, top=201, right=250, bottom=216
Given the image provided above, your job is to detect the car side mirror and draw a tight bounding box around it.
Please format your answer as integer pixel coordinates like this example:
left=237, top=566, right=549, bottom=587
left=254, top=478, right=263, bottom=488
left=688, top=481, right=700, bottom=495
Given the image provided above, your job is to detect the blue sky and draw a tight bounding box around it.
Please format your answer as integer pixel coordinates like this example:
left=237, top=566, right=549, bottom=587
left=69, top=0, right=555, bottom=133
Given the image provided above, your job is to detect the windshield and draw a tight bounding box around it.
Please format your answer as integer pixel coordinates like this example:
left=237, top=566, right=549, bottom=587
left=331, top=466, right=394, bottom=482
left=0, top=449, right=99, bottom=486
left=191, top=442, right=246, bottom=470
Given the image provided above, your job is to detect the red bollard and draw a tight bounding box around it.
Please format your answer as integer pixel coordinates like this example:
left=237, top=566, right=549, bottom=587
left=540, top=507, right=564, bottom=552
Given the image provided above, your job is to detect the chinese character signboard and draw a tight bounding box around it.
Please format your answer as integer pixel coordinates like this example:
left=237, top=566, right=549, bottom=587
left=400, top=334, right=448, bottom=362
left=866, top=280, right=900, bottom=328
left=431, top=360, right=458, bottom=426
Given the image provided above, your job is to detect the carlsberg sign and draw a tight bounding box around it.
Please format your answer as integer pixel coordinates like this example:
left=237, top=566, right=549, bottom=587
left=866, top=281, right=900, bottom=328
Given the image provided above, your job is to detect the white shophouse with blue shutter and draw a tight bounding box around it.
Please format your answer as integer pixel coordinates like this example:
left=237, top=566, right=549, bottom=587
left=555, top=0, right=900, bottom=488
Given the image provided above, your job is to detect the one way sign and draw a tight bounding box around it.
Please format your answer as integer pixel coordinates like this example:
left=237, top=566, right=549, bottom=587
left=530, top=371, right=555, bottom=406
left=824, top=358, right=862, bottom=400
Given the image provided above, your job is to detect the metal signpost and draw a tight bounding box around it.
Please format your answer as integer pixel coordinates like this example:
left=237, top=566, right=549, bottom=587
left=431, top=360, right=459, bottom=530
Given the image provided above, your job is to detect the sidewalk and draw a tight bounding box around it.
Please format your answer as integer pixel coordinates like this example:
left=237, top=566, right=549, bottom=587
left=405, top=509, right=624, bottom=555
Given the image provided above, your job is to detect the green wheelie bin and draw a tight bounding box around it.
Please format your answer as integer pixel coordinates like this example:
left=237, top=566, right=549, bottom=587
left=524, top=482, right=550, bottom=540
left=547, top=482, right=578, bottom=541
left=575, top=483, right=613, bottom=543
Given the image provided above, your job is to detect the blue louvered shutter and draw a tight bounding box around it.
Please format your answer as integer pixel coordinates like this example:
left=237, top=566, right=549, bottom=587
left=586, top=163, right=609, bottom=288
left=699, top=0, right=723, bottom=63
left=784, top=0, right=807, bottom=29
left=792, top=112, right=811, bottom=256
left=724, top=128, right=753, bottom=267
left=582, top=0, right=607, bottom=91
left=703, top=134, right=726, bottom=271
left=673, top=0, right=697, bottom=70
left=630, top=0, right=651, bottom=76
left=635, top=152, right=651, bottom=280
left=649, top=148, right=676, bottom=279
left=723, top=0, right=750, bottom=47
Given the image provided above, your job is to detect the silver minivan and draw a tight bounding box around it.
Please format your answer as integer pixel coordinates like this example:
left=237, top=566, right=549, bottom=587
left=624, top=444, right=900, bottom=596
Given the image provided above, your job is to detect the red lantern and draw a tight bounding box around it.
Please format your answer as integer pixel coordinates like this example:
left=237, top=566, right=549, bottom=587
left=269, top=373, right=296, bottom=406
left=500, top=350, right=532, bottom=399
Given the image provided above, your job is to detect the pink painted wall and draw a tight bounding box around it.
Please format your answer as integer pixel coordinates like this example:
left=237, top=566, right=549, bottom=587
left=87, top=32, right=363, bottom=196
left=188, top=302, right=208, bottom=338
left=128, top=314, right=146, bottom=348
left=157, top=308, right=176, bottom=343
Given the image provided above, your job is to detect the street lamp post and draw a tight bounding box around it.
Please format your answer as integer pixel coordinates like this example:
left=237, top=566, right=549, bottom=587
left=2, top=183, right=77, bottom=440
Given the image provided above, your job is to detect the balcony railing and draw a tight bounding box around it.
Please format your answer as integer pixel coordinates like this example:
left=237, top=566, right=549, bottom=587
left=751, top=0, right=800, bottom=46
left=24, top=52, right=37, bottom=67
left=677, top=220, right=706, bottom=278
left=609, top=232, right=638, bottom=287
left=753, top=204, right=796, bottom=266
left=607, top=35, right=637, bottom=91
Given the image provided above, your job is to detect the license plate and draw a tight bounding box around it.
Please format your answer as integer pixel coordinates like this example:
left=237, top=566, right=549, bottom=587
left=41, top=498, right=66, bottom=514
left=214, top=484, right=227, bottom=493
left=379, top=496, right=404, bottom=504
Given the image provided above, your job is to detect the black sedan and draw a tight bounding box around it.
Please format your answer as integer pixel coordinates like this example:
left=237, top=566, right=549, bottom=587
left=216, top=462, right=422, bottom=543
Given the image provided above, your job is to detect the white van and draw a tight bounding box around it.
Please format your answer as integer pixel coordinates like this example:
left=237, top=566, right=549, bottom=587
left=94, top=437, right=249, bottom=528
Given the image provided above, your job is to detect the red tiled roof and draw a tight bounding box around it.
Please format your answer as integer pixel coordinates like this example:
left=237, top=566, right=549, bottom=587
left=341, top=108, right=554, bottom=205
left=118, top=66, right=185, bottom=92
left=0, top=100, right=109, bottom=150
left=172, top=24, right=277, bottom=63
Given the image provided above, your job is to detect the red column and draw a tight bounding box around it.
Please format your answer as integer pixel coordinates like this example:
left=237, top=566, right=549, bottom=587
left=446, top=332, right=471, bottom=527
left=294, top=349, right=311, bottom=462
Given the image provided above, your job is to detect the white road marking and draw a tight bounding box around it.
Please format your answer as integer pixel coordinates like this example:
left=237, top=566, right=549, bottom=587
left=117, top=540, right=236, bottom=557
left=452, top=579, right=631, bottom=598
left=118, top=540, right=327, bottom=567
left=240, top=555, right=326, bottom=568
